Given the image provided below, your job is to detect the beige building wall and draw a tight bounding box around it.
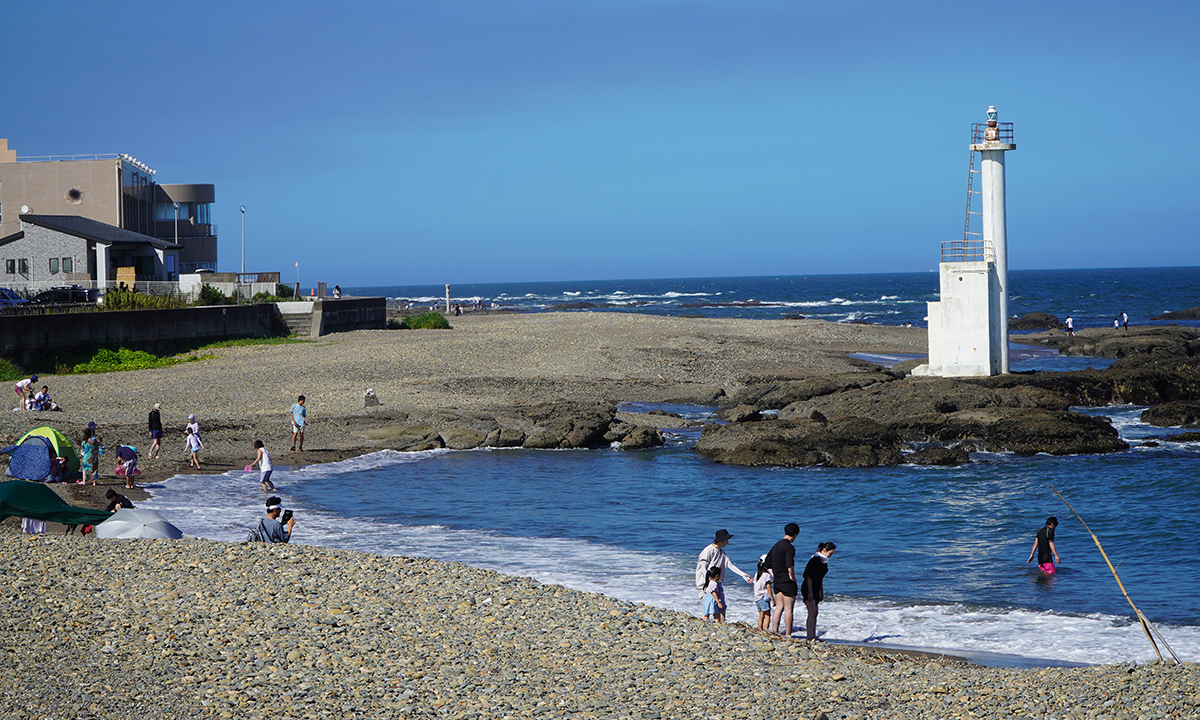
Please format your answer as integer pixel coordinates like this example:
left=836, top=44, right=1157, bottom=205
left=0, top=157, right=121, bottom=239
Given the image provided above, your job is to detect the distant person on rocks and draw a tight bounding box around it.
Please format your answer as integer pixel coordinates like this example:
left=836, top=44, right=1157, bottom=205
left=1114, top=317, right=1120, bottom=333
left=290, top=395, right=307, bottom=451
left=1028, top=516, right=1061, bottom=574
left=105, top=489, right=134, bottom=512
left=1065, top=316, right=1075, bottom=336
left=701, top=566, right=725, bottom=622
left=333, top=285, right=342, bottom=299
left=183, top=427, right=203, bottom=469
left=1122, top=311, right=1129, bottom=332
left=801, top=541, right=837, bottom=641
left=148, top=403, right=163, bottom=458
left=695, top=529, right=752, bottom=602
left=253, top=440, right=276, bottom=491
left=262, top=496, right=294, bottom=543
left=13, top=374, right=36, bottom=411
left=753, top=553, right=774, bottom=631
left=769, top=523, right=800, bottom=636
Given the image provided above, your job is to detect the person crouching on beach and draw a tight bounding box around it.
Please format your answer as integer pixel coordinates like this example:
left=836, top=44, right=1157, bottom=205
left=753, top=553, right=774, bottom=631
left=253, top=440, right=276, bottom=491
left=1028, top=516, right=1061, bottom=574
left=13, top=374, right=36, bottom=411
left=184, top=426, right=203, bottom=469
left=701, top=566, right=725, bottom=622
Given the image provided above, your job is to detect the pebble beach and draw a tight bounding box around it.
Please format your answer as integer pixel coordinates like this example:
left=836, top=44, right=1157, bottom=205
left=3, top=312, right=1199, bottom=718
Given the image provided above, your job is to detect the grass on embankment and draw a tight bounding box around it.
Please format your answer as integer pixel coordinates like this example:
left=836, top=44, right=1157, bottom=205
left=5, top=335, right=310, bottom=377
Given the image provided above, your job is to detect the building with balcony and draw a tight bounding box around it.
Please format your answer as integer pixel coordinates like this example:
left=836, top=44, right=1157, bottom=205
left=0, top=138, right=217, bottom=292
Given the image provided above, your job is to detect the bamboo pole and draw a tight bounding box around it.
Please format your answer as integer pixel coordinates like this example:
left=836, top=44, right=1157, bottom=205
left=1049, top=484, right=1179, bottom=664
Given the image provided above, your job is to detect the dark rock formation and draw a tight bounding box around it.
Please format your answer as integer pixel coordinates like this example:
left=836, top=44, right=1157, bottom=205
left=1150, top=306, right=1200, bottom=321
left=716, top=405, right=762, bottom=422
left=515, top=401, right=616, bottom=449
left=1140, top=402, right=1200, bottom=428
left=906, top=446, right=971, bottom=466
left=1017, top=326, right=1200, bottom=361
left=438, top=428, right=486, bottom=449
left=619, top=427, right=665, bottom=450
left=935, top=408, right=1128, bottom=455
left=1009, top=313, right=1062, bottom=331
left=362, top=424, right=445, bottom=452
left=484, top=427, right=526, bottom=447
left=723, top=371, right=899, bottom=410
left=695, top=416, right=902, bottom=468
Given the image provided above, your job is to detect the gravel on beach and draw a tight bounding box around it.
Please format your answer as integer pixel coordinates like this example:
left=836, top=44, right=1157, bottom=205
left=3, top=534, right=1197, bottom=720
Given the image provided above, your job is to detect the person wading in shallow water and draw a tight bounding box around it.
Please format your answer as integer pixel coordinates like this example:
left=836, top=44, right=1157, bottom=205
left=694, top=529, right=752, bottom=602
left=1028, top=516, right=1061, bottom=574
left=768, top=523, right=800, bottom=636
left=801, top=541, right=836, bottom=641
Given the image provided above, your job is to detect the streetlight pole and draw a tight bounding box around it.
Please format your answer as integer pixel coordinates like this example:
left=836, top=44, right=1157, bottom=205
left=239, top=205, right=246, bottom=276
left=173, top=202, right=179, bottom=247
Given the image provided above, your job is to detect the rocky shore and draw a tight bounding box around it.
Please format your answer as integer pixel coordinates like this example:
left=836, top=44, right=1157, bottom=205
left=3, top=534, right=1197, bottom=720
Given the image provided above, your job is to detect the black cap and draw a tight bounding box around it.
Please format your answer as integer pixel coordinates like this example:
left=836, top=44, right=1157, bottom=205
left=714, top=529, right=733, bottom=543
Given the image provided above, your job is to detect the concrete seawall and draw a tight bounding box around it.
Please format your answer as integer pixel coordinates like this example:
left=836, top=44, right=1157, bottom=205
left=0, top=297, right=386, bottom=362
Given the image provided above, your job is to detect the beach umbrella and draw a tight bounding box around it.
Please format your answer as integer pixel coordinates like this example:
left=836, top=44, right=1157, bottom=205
left=94, top=509, right=184, bottom=540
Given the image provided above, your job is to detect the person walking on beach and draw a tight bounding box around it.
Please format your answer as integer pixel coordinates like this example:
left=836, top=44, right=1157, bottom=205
left=1121, top=311, right=1129, bottom=332
left=753, top=553, right=774, bottom=631
left=1114, top=317, right=1120, bottom=333
left=1065, top=316, right=1075, bottom=336
left=290, top=395, right=307, bottom=451
left=186, top=413, right=200, bottom=442
left=13, top=374, right=36, bottom=411
left=768, top=523, right=800, bottom=636
left=695, top=529, right=752, bottom=599
left=183, top=427, right=203, bottom=469
left=801, top=541, right=837, bottom=641
left=1028, top=516, right=1061, bottom=574
left=148, top=403, right=163, bottom=458
left=253, top=440, right=276, bottom=491
left=80, top=428, right=100, bottom=485
left=701, top=566, right=725, bottom=622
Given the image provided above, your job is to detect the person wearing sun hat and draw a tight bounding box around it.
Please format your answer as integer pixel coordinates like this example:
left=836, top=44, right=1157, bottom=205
left=147, top=403, right=163, bottom=458
left=694, top=528, right=752, bottom=598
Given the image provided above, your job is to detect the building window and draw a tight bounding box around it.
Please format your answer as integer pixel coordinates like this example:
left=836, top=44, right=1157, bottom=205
left=18, top=259, right=28, bottom=276
left=4, top=260, right=13, bottom=274
left=49, top=258, right=59, bottom=274
left=62, top=257, right=73, bottom=273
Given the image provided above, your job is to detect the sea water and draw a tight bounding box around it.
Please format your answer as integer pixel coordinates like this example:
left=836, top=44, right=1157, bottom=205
left=143, top=405, right=1200, bottom=667
left=143, top=267, right=1200, bottom=667
left=353, top=266, right=1200, bottom=331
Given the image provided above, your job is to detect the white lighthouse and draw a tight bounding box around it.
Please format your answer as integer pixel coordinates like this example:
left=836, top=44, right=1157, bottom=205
left=914, top=106, right=1016, bottom=378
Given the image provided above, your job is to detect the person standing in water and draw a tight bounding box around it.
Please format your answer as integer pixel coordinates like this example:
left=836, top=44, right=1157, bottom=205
left=253, top=440, right=276, bottom=491
left=801, top=541, right=836, bottom=641
left=1027, top=516, right=1061, bottom=574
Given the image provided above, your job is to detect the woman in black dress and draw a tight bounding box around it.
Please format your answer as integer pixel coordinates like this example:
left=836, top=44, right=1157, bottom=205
left=801, top=541, right=836, bottom=641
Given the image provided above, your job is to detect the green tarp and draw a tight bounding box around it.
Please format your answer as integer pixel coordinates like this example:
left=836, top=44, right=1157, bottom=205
left=0, top=480, right=112, bottom=526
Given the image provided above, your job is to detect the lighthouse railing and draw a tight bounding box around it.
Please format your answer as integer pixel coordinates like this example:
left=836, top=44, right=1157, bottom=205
left=970, top=122, right=1014, bottom=145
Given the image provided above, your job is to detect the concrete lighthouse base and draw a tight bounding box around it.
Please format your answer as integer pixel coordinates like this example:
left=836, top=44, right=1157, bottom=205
left=912, top=260, right=1004, bottom=377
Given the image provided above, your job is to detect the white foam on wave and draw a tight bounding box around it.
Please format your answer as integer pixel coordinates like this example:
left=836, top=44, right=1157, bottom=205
left=139, top=451, right=1198, bottom=666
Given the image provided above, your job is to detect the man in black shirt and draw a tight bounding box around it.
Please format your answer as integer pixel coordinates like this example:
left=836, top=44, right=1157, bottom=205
left=1027, top=516, right=1061, bottom=574
left=104, top=489, right=134, bottom=513
left=768, top=522, right=800, bottom=636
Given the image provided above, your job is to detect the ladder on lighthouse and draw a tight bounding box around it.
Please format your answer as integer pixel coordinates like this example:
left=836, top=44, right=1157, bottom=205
left=957, top=149, right=990, bottom=263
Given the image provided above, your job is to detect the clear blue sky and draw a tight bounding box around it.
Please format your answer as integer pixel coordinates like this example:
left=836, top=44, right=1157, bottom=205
left=3, top=1, right=1197, bottom=285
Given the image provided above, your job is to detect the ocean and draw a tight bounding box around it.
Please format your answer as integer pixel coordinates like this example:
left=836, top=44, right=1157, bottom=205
left=143, top=267, right=1200, bottom=668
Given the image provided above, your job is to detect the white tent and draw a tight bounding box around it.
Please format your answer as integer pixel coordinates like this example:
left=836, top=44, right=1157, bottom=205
left=94, top=508, right=184, bottom=539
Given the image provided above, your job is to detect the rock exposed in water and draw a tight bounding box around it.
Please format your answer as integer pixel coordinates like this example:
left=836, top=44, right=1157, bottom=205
left=723, top=371, right=899, bottom=410
left=906, top=446, right=971, bottom=466
left=1150, top=306, right=1200, bottom=321
left=1140, top=401, right=1200, bottom=428
left=1009, top=312, right=1063, bottom=330
left=715, top=404, right=762, bottom=422
left=695, top=416, right=903, bottom=468
left=619, top=427, right=665, bottom=450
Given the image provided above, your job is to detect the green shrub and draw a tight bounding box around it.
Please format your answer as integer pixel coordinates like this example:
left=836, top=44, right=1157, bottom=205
left=197, top=284, right=233, bottom=306
left=399, top=312, right=451, bottom=330
left=386, top=318, right=402, bottom=330
left=101, top=287, right=189, bottom=311
left=0, top=357, right=24, bottom=382
left=276, top=284, right=296, bottom=299
left=71, top=346, right=201, bottom=374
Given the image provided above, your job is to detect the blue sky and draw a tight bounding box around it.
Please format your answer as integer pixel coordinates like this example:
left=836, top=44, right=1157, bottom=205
left=3, top=1, right=1197, bottom=285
